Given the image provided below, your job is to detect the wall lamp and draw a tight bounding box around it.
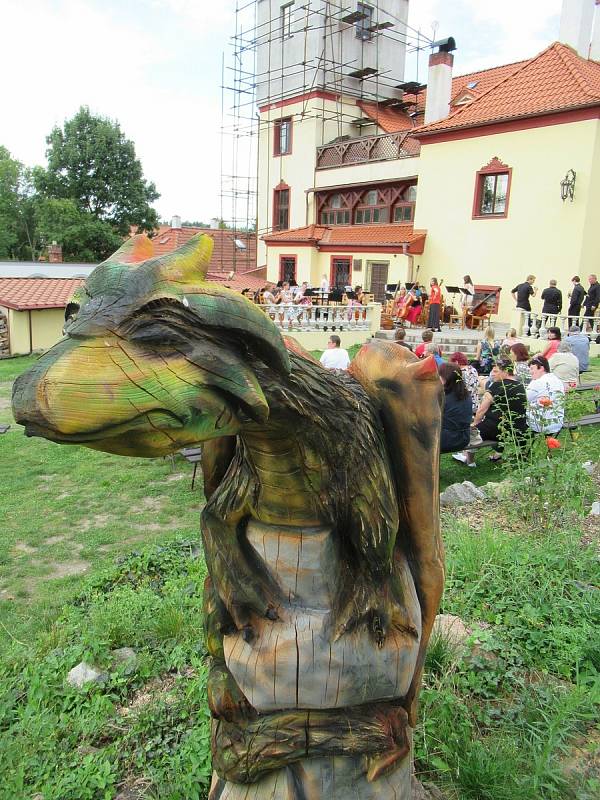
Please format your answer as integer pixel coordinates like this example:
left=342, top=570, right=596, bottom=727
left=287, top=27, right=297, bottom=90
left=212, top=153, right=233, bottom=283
left=560, top=169, right=576, bottom=202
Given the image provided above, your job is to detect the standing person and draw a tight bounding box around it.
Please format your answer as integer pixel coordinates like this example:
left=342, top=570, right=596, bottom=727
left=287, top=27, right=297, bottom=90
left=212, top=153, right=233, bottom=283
left=511, top=275, right=537, bottom=335
left=319, top=335, right=350, bottom=370
left=320, top=274, right=329, bottom=293
left=526, top=355, right=565, bottom=434
left=427, top=278, right=442, bottom=332
left=540, top=280, right=562, bottom=327
left=540, top=327, right=561, bottom=360
left=583, top=274, right=600, bottom=329
left=568, top=276, right=585, bottom=327
left=439, top=363, right=473, bottom=454
left=461, top=275, right=475, bottom=322
left=565, top=325, right=590, bottom=373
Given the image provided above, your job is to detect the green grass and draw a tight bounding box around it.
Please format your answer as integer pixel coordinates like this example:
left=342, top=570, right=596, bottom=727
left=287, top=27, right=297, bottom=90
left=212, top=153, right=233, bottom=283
left=1, top=354, right=599, bottom=799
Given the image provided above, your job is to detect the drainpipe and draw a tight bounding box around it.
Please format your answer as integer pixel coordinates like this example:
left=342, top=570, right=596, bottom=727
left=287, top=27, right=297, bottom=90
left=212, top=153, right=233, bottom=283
left=28, top=310, right=33, bottom=354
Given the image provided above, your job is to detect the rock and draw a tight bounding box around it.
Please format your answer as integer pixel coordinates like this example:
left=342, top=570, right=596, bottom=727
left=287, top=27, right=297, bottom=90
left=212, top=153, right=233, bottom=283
left=67, top=661, right=107, bottom=688
left=412, top=777, right=447, bottom=799
left=589, top=501, right=600, bottom=516
left=582, top=461, right=595, bottom=476
left=483, top=479, right=511, bottom=499
left=112, top=647, right=137, bottom=674
left=440, top=481, right=486, bottom=507
left=432, top=613, right=470, bottom=649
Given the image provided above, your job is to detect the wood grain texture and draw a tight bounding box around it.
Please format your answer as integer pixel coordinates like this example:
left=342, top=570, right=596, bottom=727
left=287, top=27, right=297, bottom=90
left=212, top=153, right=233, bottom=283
left=12, top=234, right=444, bottom=797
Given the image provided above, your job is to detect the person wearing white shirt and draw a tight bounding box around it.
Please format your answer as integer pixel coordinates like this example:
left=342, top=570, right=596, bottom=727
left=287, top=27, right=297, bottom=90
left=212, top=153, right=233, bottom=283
left=549, top=342, right=580, bottom=386
left=320, top=274, right=329, bottom=293
left=526, top=355, right=565, bottom=433
left=319, top=335, right=350, bottom=370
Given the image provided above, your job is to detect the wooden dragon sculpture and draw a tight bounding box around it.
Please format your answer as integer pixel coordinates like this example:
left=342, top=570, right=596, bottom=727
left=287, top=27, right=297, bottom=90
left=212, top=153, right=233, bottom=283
left=12, top=234, right=444, bottom=800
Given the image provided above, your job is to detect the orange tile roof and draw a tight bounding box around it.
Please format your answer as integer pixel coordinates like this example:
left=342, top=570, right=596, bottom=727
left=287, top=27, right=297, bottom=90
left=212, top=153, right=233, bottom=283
left=149, top=226, right=257, bottom=273
left=263, top=223, right=426, bottom=250
left=0, top=278, right=85, bottom=311
left=206, top=270, right=272, bottom=293
left=416, top=42, right=600, bottom=135
left=357, top=101, right=415, bottom=133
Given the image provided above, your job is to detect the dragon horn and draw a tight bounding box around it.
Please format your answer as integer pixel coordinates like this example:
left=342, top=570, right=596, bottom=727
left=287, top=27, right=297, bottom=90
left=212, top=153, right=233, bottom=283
left=154, top=233, right=214, bottom=282
left=405, top=355, right=439, bottom=381
left=108, top=234, right=154, bottom=264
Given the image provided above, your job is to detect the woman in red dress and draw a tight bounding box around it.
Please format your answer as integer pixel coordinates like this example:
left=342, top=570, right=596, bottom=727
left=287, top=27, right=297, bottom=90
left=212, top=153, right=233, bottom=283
left=427, top=278, right=442, bottom=331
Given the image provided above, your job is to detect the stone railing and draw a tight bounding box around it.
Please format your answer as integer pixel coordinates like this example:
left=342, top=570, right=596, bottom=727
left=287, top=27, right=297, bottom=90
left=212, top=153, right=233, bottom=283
left=518, top=311, right=599, bottom=338
left=262, top=302, right=376, bottom=332
left=316, top=132, right=413, bottom=169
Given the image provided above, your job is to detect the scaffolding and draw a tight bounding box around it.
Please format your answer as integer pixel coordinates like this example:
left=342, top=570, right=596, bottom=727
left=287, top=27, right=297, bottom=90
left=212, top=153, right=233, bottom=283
left=220, top=1, right=434, bottom=263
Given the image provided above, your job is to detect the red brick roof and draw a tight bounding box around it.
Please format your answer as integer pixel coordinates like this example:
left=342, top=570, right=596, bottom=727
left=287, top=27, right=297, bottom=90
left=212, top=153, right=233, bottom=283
left=263, top=223, right=426, bottom=252
left=416, top=42, right=600, bottom=135
left=206, top=270, right=272, bottom=293
left=0, top=278, right=85, bottom=311
left=357, top=101, right=415, bottom=133
left=150, top=226, right=257, bottom=273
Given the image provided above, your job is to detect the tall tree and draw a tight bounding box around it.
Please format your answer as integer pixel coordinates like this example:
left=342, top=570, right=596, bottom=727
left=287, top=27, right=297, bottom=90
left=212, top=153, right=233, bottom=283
left=36, top=107, right=159, bottom=235
left=0, top=146, right=23, bottom=258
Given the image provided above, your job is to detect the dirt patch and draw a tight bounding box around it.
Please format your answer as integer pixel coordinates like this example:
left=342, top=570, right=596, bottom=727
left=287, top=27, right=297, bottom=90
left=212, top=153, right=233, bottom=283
left=118, top=667, right=196, bottom=717
left=44, top=535, right=67, bottom=546
left=562, top=726, right=600, bottom=788
left=13, top=542, right=37, bottom=555
left=130, top=519, right=182, bottom=532
left=149, top=473, right=187, bottom=487
left=130, top=497, right=167, bottom=514
left=0, top=396, right=10, bottom=411
left=77, top=514, right=115, bottom=532
left=45, top=560, right=91, bottom=579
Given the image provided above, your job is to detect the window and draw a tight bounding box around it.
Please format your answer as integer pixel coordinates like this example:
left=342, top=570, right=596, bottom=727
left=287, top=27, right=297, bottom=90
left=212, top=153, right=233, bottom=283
left=279, top=255, right=297, bottom=283
left=281, top=2, right=294, bottom=38
left=473, top=158, right=512, bottom=219
left=274, top=117, right=292, bottom=156
left=331, top=257, right=351, bottom=288
left=393, top=204, right=413, bottom=222
left=355, top=189, right=388, bottom=224
left=321, top=209, right=350, bottom=225
left=356, top=3, right=374, bottom=41
left=273, top=186, right=290, bottom=230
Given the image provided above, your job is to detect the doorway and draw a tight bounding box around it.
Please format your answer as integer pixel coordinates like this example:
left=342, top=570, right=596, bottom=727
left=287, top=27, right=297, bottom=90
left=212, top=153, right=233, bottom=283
left=368, top=262, right=389, bottom=302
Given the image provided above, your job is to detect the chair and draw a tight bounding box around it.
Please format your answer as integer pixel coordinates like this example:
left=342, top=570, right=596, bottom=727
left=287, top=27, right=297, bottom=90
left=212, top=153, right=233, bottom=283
left=448, top=314, right=463, bottom=330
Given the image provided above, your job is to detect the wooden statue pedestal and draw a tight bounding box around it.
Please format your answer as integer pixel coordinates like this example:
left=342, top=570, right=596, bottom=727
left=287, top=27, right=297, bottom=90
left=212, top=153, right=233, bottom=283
left=210, top=520, right=421, bottom=799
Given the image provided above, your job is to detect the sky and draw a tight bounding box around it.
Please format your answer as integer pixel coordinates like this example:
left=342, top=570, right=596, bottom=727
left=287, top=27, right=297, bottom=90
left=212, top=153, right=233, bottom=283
left=1, top=0, right=564, bottom=224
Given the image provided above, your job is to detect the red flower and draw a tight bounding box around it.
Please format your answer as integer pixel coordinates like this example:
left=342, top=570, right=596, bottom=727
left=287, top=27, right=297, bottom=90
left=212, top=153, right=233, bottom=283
left=568, top=381, right=578, bottom=389
left=538, top=396, right=553, bottom=407
left=546, top=437, right=561, bottom=449
left=594, top=385, right=600, bottom=391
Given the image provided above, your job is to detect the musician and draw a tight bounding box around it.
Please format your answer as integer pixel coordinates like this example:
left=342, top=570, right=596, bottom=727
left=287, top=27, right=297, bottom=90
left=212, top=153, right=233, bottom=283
left=461, top=275, right=475, bottom=316
left=427, top=277, right=442, bottom=332
left=511, top=275, right=537, bottom=335
left=392, top=287, right=408, bottom=318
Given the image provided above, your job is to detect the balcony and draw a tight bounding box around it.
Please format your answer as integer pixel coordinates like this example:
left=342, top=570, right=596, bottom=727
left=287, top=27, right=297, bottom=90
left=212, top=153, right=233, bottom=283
left=316, top=132, right=415, bottom=170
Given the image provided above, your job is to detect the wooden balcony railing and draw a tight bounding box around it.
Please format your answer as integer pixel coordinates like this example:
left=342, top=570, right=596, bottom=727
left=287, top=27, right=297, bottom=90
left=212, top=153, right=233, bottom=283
left=316, top=132, right=414, bottom=170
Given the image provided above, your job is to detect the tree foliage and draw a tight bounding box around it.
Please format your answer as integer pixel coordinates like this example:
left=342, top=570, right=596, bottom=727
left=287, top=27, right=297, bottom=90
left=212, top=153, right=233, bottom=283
left=0, top=108, right=160, bottom=262
left=36, top=107, right=159, bottom=235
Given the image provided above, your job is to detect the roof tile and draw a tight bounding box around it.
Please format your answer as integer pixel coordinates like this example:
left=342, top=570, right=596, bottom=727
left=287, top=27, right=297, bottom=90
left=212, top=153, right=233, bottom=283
left=0, top=278, right=85, bottom=311
left=263, top=223, right=426, bottom=249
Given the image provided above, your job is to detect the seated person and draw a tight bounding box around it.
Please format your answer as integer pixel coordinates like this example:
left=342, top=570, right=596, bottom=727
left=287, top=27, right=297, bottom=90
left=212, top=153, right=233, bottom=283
left=415, top=329, right=434, bottom=358
left=540, top=326, right=561, bottom=360
left=449, top=351, right=479, bottom=411
left=425, top=342, right=444, bottom=367
left=394, top=327, right=413, bottom=350
left=453, top=357, right=528, bottom=466
left=548, top=342, right=579, bottom=386
left=439, top=363, right=473, bottom=454
left=502, top=328, right=519, bottom=348
left=319, top=334, right=350, bottom=370
left=510, top=342, right=531, bottom=385
left=526, top=355, right=565, bottom=434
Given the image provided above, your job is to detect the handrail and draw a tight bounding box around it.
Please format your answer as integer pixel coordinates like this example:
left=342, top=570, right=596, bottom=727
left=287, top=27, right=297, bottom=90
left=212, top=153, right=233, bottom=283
left=260, top=302, right=376, bottom=332
left=518, top=310, right=599, bottom=338
left=316, top=131, right=415, bottom=170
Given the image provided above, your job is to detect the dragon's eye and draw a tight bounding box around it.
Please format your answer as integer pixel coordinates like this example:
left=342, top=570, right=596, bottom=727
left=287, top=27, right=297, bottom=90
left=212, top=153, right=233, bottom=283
left=63, top=302, right=80, bottom=334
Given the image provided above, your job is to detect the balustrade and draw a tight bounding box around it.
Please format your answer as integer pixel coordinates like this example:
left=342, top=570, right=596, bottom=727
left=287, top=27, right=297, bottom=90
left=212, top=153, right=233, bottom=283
left=316, top=132, right=413, bottom=169
left=261, top=302, right=375, bottom=332
left=519, top=310, right=600, bottom=338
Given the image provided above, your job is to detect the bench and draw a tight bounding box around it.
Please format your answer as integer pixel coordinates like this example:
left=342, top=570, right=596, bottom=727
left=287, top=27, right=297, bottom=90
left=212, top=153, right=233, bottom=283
left=180, top=446, right=202, bottom=489
left=568, top=383, right=600, bottom=413
left=564, top=413, right=600, bottom=435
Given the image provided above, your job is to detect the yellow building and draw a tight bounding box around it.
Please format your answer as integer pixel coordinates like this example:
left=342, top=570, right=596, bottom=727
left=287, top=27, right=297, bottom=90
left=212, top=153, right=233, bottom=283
left=0, top=278, right=84, bottom=356
left=414, top=40, right=600, bottom=324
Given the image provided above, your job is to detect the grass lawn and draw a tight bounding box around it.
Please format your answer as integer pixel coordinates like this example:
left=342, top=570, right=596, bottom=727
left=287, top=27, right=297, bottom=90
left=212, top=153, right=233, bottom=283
left=1, top=353, right=599, bottom=799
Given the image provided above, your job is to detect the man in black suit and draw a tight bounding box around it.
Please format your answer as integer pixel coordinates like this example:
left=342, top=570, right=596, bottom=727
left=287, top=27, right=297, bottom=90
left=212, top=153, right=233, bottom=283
left=511, top=274, right=537, bottom=335
left=583, top=273, right=600, bottom=330
left=567, top=276, right=585, bottom=327
left=540, top=279, right=562, bottom=327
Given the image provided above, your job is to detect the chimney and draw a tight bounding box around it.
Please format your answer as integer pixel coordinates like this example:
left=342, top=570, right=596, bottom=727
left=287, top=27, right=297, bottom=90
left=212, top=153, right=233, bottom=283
left=171, top=215, right=182, bottom=229
left=559, top=0, right=595, bottom=57
left=591, top=0, right=600, bottom=60
left=47, top=241, right=62, bottom=263
left=210, top=217, right=220, bottom=229
left=424, top=44, right=455, bottom=125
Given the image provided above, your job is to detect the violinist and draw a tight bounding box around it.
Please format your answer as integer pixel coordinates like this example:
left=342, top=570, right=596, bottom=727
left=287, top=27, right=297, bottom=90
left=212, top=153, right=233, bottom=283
left=392, top=287, right=409, bottom=319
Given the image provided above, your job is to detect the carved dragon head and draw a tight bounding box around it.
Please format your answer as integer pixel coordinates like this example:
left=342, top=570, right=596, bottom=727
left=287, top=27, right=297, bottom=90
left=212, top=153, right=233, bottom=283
left=12, top=234, right=290, bottom=457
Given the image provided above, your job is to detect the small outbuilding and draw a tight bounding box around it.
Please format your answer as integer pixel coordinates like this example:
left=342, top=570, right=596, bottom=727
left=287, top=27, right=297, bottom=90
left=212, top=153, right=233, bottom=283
left=0, top=278, right=85, bottom=356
